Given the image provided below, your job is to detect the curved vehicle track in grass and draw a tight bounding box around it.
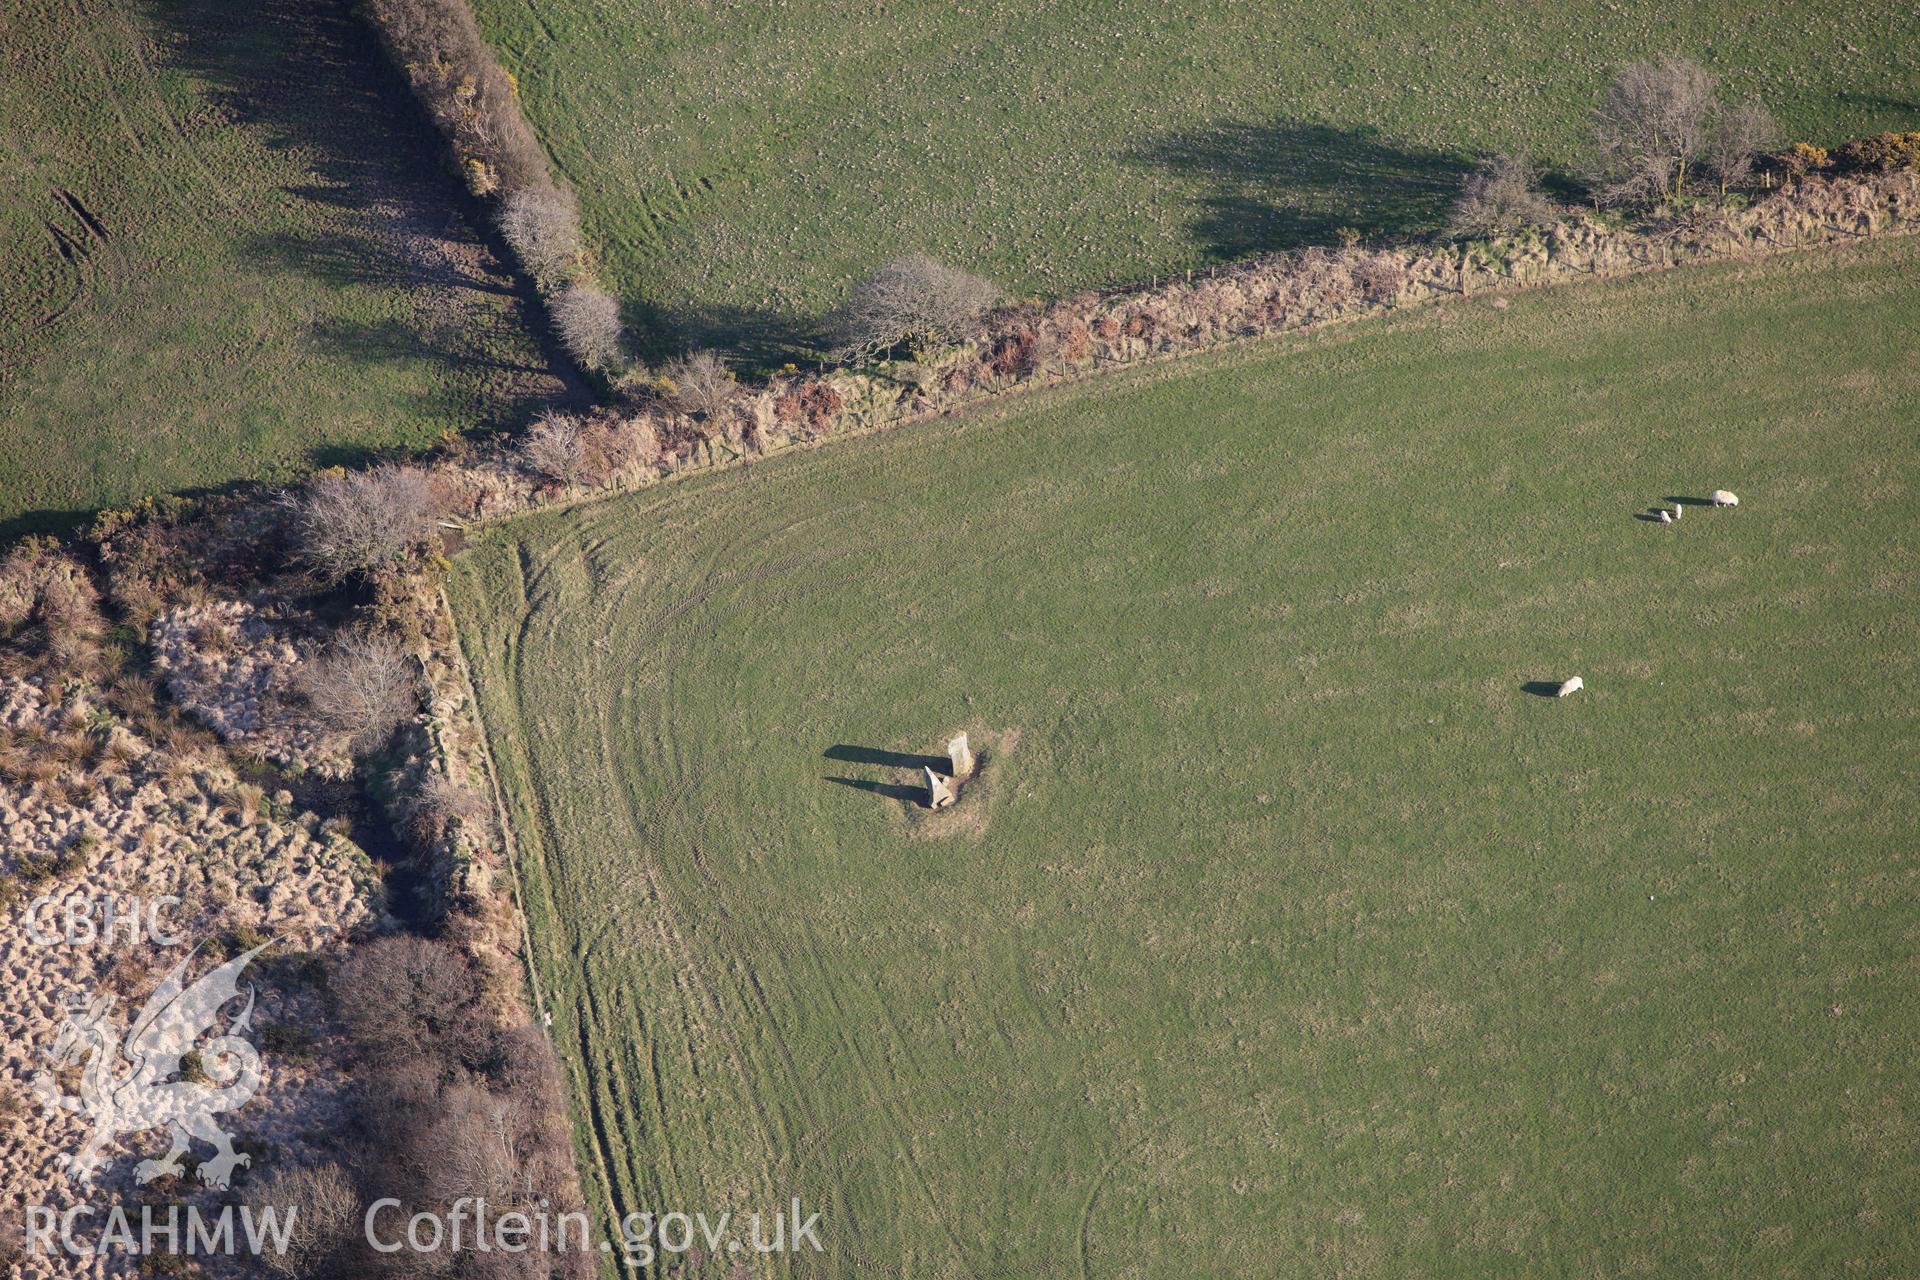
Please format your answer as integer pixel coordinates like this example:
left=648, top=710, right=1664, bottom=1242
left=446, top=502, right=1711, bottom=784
left=451, top=240, right=1920, bottom=1277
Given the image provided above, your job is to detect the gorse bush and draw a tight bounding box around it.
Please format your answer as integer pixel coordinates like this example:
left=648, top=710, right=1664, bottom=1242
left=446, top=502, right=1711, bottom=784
left=1778, top=142, right=1830, bottom=180
left=1448, top=153, right=1557, bottom=236
left=1836, top=131, right=1920, bottom=173
left=833, top=254, right=1002, bottom=359
left=363, top=0, right=551, bottom=198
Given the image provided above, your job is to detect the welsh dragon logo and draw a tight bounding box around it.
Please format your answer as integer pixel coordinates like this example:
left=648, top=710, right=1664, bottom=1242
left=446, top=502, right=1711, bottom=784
left=32, top=940, right=274, bottom=1190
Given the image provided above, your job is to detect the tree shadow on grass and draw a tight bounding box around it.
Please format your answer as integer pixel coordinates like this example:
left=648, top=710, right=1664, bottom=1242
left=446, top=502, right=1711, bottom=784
left=308, top=317, right=553, bottom=379
left=244, top=227, right=514, bottom=296
left=0, top=470, right=279, bottom=542
left=1128, top=118, right=1473, bottom=258
left=305, top=443, right=395, bottom=472
left=0, top=507, right=98, bottom=543
left=1832, top=92, right=1920, bottom=124
left=293, top=316, right=563, bottom=434
left=140, top=0, right=461, bottom=231
left=625, top=297, right=832, bottom=376
left=138, top=0, right=586, bottom=403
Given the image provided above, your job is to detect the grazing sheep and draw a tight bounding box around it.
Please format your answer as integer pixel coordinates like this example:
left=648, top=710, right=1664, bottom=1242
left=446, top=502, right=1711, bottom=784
left=1656, top=509, right=1673, bottom=524
left=1555, top=676, right=1584, bottom=697
left=1710, top=489, right=1739, bottom=507
left=1670, top=503, right=1681, bottom=520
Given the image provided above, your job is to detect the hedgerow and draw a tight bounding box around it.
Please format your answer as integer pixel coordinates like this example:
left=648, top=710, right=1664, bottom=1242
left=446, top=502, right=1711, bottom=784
left=361, top=0, right=624, bottom=371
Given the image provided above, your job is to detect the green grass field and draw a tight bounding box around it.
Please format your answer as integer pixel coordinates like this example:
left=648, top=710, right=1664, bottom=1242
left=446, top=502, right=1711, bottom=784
left=0, top=0, right=564, bottom=536
left=451, top=238, right=1920, bottom=1277
left=473, top=0, right=1919, bottom=361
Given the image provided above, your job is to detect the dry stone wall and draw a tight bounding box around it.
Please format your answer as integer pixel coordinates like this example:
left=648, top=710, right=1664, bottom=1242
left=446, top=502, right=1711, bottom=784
left=433, top=170, right=1919, bottom=524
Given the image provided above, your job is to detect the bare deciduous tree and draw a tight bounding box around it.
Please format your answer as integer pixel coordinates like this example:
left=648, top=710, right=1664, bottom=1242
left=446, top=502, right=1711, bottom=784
left=1447, top=153, right=1557, bottom=235
left=496, top=187, right=583, bottom=281
left=292, top=631, right=420, bottom=755
left=280, top=465, right=439, bottom=583
left=1703, top=99, right=1777, bottom=193
left=662, top=350, right=738, bottom=416
left=420, top=1084, right=527, bottom=1206
left=332, top=935, right=484, bottom=1065
left=517, top=410, right=588, bottom=485
left=551, top=283, right=624, bottom=369
left=490, top=1020, right=566, bottom=1095
left=248, top=1163, right=358, bottom=1278
left=391, top=767, right=490, bottom=846
left=1588, top=56, right=1716, bottom=206
left=832, top=254, right=1001, bottom=358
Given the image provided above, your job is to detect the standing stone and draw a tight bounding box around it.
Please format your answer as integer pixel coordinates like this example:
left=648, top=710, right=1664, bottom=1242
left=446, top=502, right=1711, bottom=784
left=925, top=767, right=956, bottom=810
left=946, top=733, right=974, bottom=780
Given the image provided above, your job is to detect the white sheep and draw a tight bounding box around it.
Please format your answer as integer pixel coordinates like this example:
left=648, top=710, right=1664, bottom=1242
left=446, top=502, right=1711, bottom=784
left=1656, top=509, right=1673, bottom=524
left=1555, top=676, right=1584, bottom=697
left=1709, top=489, right=1739, bottom=507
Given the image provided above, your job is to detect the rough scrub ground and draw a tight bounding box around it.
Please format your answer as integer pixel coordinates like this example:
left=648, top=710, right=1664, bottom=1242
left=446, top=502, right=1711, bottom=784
left=0, top=0, right=566, bottom=538
left=0, top=676, right=377, bottom=1280
left=473, top=0, right=1920, bottom=362
left=449, top=238, right=1920, bottom=1278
